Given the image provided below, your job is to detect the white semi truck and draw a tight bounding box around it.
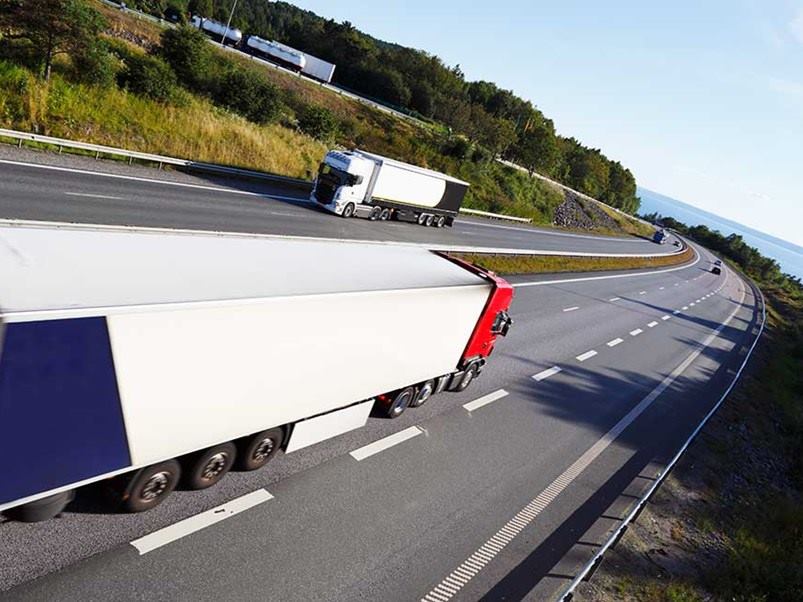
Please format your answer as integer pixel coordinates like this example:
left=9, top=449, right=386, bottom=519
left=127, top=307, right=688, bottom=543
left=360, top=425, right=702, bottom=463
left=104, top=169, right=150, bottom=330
left=0, top=222, right=513, bottom=522
left=190, top=15, right=243, bottom=46
left=244, top=36, right=306, bottom=72
left=311, top=150, right=470, bottom=227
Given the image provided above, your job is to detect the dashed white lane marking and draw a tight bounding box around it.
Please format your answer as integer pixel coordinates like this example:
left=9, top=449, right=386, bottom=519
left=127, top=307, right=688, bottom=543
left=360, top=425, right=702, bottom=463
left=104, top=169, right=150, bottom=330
left=65, top=191, right=124, bottom=200
left=683, top=306, right=689, bottom=310
left=690, top=302, right=696, bottom=307
left=130, top=489, right=273, bottom=554
left=422, top=278, right=746, bottom=602
left=532, top=366, right=562, bottom=382
left=647, top=321, right=659, bottom=328
left=563, top=306, right=580, bottom=312
left=638, top=291, right=647, bottom=295
left=661, top=315, right=671, bottom=321
left=629, top=328, right=643, bottom=336
left=673, top=310, right=681, bottom=314
left=659, top=286, right=665, bottom=290
left=576, top=350, right=598, bottom=362
left=463, top=389, right=509, bottom=412
left=674, top=283, right=679, bottom=286
left=350, top=426, right=422, bottom=461
left=608, top=297, right=621, bottom=302
left=607, top=338, right=624, bottom=347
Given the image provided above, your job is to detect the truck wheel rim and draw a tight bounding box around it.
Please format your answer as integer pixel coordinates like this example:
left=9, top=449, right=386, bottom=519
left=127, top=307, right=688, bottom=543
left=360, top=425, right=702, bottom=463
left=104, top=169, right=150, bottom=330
left=202, top=453, right=229, bottom=480
left=253, top=438, right=276, bottom=462
left=141, top=471, right=170, bottom=501
left=418, top=385, right=432, bottom=403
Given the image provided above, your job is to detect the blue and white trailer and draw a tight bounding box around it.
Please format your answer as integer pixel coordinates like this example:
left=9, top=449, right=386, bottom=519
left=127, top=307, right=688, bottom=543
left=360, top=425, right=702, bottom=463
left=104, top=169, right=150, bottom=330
left=0, top=222, right=512, bottom=521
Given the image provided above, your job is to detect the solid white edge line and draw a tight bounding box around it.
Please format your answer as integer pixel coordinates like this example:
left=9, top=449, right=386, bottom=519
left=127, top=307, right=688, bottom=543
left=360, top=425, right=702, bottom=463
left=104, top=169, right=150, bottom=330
left=64, top=191, right=123, bottom=200
left=130, top=489, right=273, bottom=555
left=463, top=389, right=509, bottom=412
left=533, top=366, right=562, bottom=382
left=350, top=426, right=422, bottom=461
left=576, top=350, right=598, bottom=362
left=606, top=338, right=624, bottom=347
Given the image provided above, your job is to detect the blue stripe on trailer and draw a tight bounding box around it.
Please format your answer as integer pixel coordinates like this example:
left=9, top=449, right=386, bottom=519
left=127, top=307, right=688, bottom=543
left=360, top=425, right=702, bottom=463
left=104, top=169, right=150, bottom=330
left=0, top=317, right=130, bottom=506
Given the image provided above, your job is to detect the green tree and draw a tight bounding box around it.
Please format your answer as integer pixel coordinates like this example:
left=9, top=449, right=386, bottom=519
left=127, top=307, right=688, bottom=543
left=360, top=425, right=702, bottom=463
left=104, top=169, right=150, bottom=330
left=298, top=105, right=339, bottom=141
left=0, top=0, right=106, bottom=80
left=118, top=53, right=177, bottom=102
left=213, top=68, right=281, bottom=124
left=187, top=0, right=212, bottom=16
left=159, top=26, right=211, bottom=90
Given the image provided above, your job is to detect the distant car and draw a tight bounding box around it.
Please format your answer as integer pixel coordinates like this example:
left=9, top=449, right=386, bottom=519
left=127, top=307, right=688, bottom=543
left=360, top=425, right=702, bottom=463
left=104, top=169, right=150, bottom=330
left=714, top=259, right=722, bottom=266
left=673, top=240, right=680, bottom=247
left=712, top=266, right=721, bottom=275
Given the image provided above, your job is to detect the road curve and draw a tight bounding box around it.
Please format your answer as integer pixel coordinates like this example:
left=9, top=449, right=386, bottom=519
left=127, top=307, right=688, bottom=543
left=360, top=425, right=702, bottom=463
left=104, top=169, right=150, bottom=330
left=0, top=146, right=678, bottom=255
left=0, top=241, right=762, bottom=600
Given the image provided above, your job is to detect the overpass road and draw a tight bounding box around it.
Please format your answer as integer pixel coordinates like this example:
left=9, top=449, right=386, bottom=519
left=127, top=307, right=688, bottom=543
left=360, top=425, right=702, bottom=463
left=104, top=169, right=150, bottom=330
left=0, top=147, right=678, bottom=254
left=0, top=234, right=762, bottom=600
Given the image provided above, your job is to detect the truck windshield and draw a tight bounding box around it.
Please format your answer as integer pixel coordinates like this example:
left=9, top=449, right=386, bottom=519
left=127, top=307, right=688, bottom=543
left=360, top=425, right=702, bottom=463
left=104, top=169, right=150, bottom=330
left=318, top=163, right=359, bottom=185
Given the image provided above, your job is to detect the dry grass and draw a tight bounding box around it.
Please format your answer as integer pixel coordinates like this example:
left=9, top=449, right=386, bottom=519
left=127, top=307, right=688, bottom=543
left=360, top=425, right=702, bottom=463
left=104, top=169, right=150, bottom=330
left=455, top=245, right=694, bottom=275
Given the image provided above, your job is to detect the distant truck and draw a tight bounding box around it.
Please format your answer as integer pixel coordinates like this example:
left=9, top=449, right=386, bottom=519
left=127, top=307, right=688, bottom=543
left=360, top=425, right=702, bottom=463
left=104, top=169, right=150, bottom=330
left=190, top=15, right=242, bottom=46
left=311, top=150, right=469, bottom=227
left=653, top=229, right=668, bottom=244
left=244, top=35, right=306, bottom=72
left=0, top=223, right=513, bottom=521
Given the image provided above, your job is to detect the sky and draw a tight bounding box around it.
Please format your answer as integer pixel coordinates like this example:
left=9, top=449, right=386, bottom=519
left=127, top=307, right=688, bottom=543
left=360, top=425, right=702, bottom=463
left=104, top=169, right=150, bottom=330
left=291, top=0, right=803, bottom=246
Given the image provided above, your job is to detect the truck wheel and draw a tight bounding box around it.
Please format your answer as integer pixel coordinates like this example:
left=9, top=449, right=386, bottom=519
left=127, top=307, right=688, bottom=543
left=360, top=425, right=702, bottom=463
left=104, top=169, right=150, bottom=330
left=369, top=207, right=382, bottom=221
left=455, top=363, right=480, bottom=392
left=410, top=379, right=435, bottom=408
left=425, top=215, right=435, bottom=227
left=385, top=386, right=416, bottom=418
left=379, top=208, right=391, bottom=221
left=342, top=203, right=355, bottom=218
left=122, top=460, right=181, bottom=513
left=417, top=213, right=427, bottom=226
left=182, top=442, right=236, bottom=490
left=3, top=490, right=75, bottom=522
left=435, top=216, right=446, bottom=228
left=236, top=428, right=284, bottom=471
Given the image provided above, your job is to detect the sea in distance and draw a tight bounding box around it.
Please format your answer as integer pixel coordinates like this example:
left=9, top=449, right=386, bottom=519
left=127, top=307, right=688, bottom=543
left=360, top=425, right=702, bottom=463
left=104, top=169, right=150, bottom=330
left=638, top=187, right=802, bottom=279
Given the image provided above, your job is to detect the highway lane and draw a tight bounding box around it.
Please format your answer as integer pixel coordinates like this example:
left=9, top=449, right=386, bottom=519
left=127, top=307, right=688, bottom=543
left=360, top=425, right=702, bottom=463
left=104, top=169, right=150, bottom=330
left=0, top=147, right=678, bottom=254
left=1, top=244, right=762, bottom=600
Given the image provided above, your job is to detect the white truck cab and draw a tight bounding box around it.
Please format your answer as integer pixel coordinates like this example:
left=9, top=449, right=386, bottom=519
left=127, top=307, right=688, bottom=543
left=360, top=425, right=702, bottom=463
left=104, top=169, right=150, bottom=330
left=312, top=151, right=376, bottom=217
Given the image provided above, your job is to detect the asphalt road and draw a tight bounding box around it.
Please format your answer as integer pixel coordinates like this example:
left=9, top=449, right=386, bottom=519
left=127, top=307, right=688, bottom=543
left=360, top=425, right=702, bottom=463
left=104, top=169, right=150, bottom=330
left=0, top=146, right=678, bottom=254
left=0, top=241, right=762, bottom=600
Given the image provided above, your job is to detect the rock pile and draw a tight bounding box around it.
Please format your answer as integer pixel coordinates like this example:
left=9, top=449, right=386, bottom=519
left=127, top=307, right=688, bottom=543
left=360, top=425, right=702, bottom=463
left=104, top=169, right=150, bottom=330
left=553, top=190, right=619, bottom=231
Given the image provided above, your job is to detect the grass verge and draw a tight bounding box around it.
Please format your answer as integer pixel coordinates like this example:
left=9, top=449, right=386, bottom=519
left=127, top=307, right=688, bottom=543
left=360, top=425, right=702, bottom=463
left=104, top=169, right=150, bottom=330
left=454, top=245, right=693, bottom=276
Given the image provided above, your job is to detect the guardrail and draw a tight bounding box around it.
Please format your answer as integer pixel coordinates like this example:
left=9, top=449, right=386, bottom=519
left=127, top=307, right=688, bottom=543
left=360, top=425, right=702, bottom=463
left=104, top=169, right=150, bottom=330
left=558, top=272, right=766, bottom=601
left=459, top=208, right=531, bottom=223
left=0, top=128, right=310, bottom=190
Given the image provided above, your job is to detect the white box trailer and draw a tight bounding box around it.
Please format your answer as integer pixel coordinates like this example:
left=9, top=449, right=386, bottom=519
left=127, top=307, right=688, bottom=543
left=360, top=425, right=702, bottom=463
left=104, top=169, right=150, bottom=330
left=311, top=149, right=470, bottom=228
left=0, top=222, right=512, bottom=521
left=300, top=53, right=336, bottom=83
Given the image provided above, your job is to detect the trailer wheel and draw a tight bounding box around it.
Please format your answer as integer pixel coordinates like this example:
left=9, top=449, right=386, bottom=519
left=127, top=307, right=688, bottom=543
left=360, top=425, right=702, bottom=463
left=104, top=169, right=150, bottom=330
left=3, top=490, right=75, bottom=522
left=379, top=208, right=391, bottom=221
left=342, top=203, right=355, bottom=219
left=369, top=206, right=382, bottom=221
left=455, top=363, right=480, bottom=392
left=385, top=386, right=416, bottom=418
left=410, top=380, right=436, bottom=408
left=435, top=216, right=446, bottom=228
left=236, top=428, right=284, bottom=471
left=425, top=214, right=435, bottom=227
left=122, top=460, right=181, bottom=513
left=182, top=442, right=236, bottom=490
left=417, top=213, right=427, bottom=226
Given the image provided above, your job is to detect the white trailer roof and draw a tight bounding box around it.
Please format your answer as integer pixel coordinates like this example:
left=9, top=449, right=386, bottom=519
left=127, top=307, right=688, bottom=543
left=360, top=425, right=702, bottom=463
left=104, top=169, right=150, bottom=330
left=0, top=222, right=487, bottom=321
left=355, top=150, right=469, bottom=186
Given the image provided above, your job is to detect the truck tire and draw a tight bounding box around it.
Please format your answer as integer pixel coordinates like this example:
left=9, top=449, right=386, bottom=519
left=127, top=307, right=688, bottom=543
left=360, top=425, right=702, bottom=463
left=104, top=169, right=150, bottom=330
left=385, top=386, right=416, bottom=418
left=121, top=460, right=181, bottom=513
left=342, top=203, right=355, bottom=219
left=379, top=208, right=391, bottom=221
left=455, top=363, right=480, bottom=392
left=3, top=490, right=75, bottom=522
left=369, top=206, right=382, bottom=221
left=435, top=216, right=446, bottom=228
left=182, top=442, right=236, bottom=490
left=410, top=379, right=435, bottom=408
left=425, top=215, right=435, bottom=227
left=417, top=213, right=427, bottom=226
left=236, top=427, right=284, bottom=471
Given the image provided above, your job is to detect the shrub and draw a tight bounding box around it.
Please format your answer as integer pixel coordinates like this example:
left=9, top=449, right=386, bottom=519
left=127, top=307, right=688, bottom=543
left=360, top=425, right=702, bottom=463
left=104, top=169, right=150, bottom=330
left=71, top=46, right=119, bottom=88
left=118, top=53, right=177, bottom=102
left=159, top=26, right=210, bottom=90
left=297, top=105, right=339, bottom=142
left=213, top=69, right=281, bottom=124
